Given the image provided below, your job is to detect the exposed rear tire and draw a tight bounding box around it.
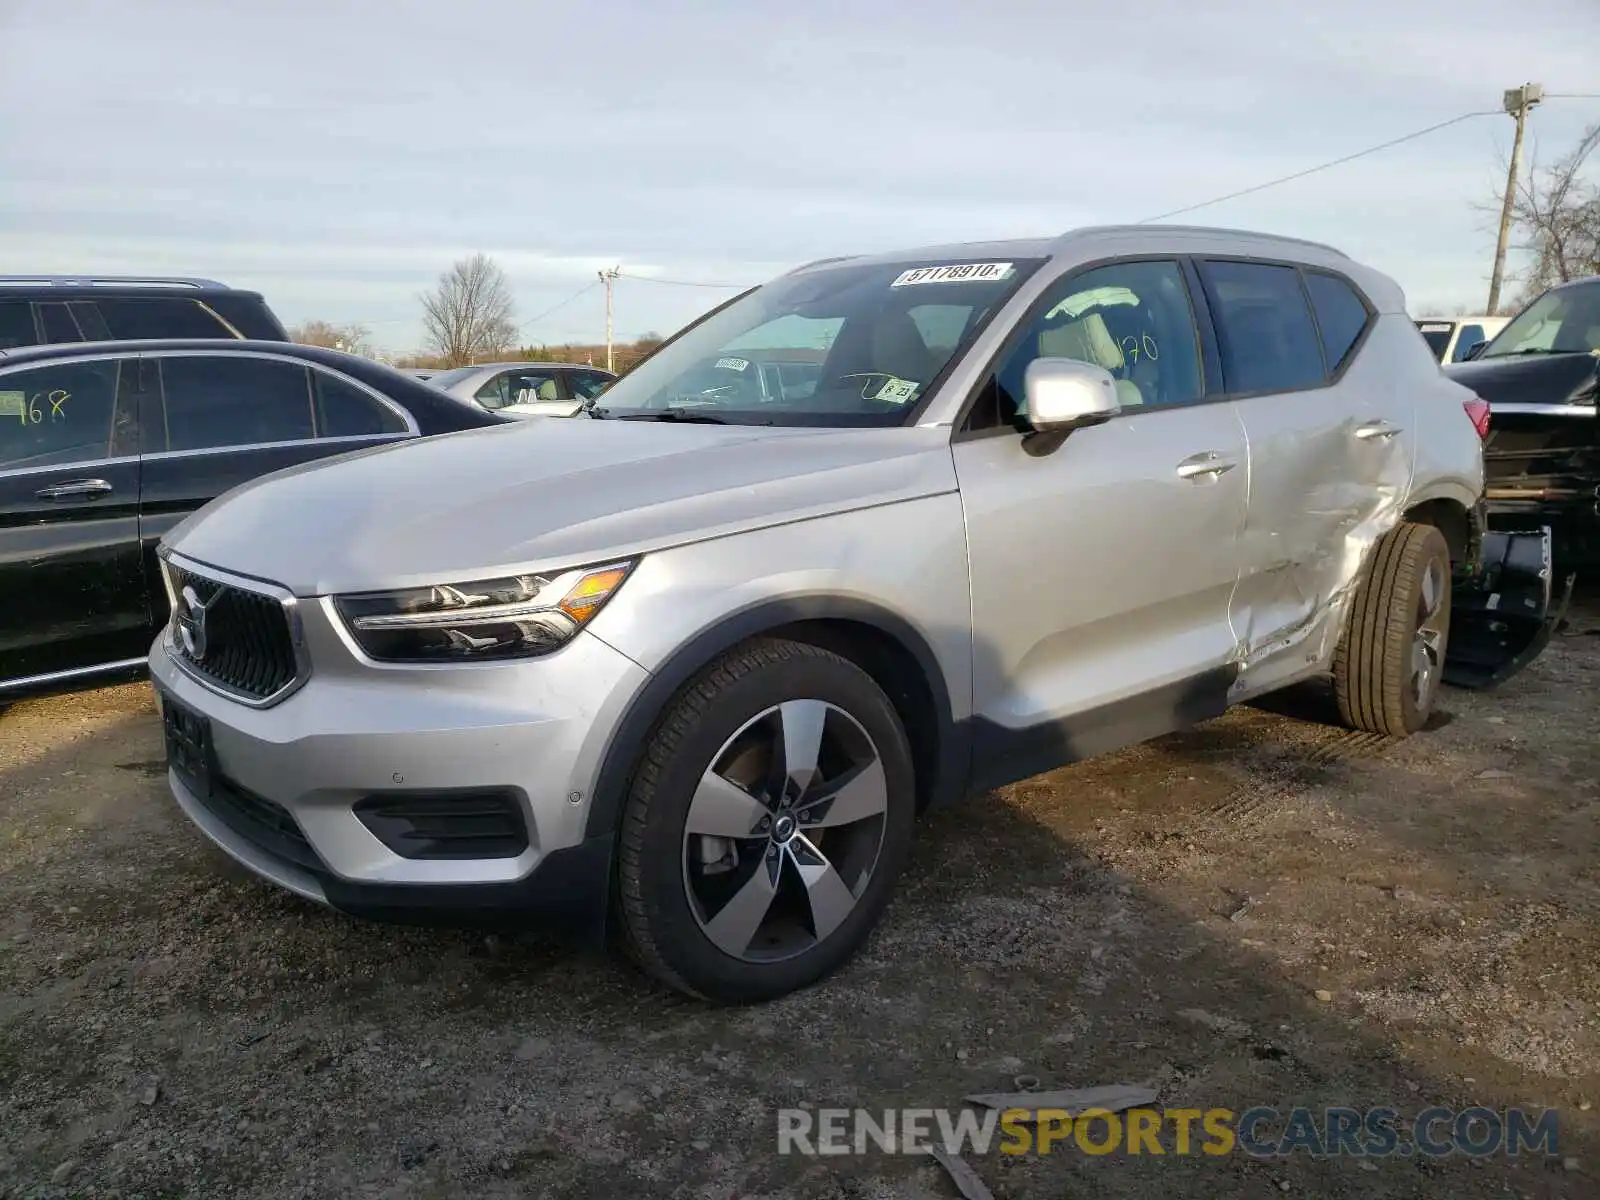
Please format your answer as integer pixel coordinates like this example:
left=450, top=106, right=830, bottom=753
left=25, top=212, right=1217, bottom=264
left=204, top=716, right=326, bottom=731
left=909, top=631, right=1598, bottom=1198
left=1334, top=522, right=1452, bottom=737
left=614, top=638, right=916, bottom=1004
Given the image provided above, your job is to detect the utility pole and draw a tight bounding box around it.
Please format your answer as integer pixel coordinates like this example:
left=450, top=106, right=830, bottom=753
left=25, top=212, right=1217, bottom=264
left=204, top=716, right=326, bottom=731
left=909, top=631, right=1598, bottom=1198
left=1487, top=82, right=1543, bottom=316
left=598, top=265, right=620, bottom=372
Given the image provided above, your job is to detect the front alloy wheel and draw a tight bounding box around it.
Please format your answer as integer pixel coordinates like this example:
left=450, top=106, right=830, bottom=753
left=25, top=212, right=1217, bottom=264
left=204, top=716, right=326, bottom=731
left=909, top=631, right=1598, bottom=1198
left=683, top=699, right=889, bottom=962
left=616, top=639, right=915, bottom=1003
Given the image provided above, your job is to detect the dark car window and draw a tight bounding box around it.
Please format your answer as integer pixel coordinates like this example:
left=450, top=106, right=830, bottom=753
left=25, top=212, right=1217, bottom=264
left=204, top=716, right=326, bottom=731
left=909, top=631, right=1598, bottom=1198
left=37, top=302, right=83, bottom=344
left=565, top=370, right=613, bottom=400
left=1201, top=261, right=1327, bottom=392
left=0, top=359, right=123, bottom=470
left=157, top=355, right=315, bottom=452
left=1303, top=272, right=1370, bottom=372
left=1416, top=322, right=1454, bottom=360
left=0, top=300, right=36, bottom=349
left=311, top=368, right=408, bottom=437
left=1451, top=324, right=1486, bottom=362
left=99, top=297, right=233, bottom=340
left=70, top=302, right=112, bottom=341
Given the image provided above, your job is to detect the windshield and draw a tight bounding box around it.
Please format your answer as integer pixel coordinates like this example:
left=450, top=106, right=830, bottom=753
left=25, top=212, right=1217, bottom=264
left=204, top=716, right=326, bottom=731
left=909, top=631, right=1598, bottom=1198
left=593, top=256, right=1045, bottom=424
left=1482, top=280, right=1600, bottom=358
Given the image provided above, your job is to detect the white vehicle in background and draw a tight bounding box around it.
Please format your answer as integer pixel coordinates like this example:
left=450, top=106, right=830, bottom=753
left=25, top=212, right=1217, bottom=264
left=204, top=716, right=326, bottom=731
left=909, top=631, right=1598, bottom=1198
left=1415, top=315, right=1509, bottom=364
left=427, top=361, right=616, bottom=417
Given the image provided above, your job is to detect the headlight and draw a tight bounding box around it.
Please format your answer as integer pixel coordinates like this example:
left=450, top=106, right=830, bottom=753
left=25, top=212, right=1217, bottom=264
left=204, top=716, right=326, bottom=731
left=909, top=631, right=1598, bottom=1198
left=333, top=560, right=635, bottom=663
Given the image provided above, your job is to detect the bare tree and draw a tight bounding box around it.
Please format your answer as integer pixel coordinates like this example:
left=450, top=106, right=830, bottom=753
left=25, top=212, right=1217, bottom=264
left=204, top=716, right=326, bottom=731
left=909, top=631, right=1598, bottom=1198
left=1504, top=124, right=1600, bottom=303
left=420, top=254, right=518, bottom=366
left=289, top=319, right=372, bottom=356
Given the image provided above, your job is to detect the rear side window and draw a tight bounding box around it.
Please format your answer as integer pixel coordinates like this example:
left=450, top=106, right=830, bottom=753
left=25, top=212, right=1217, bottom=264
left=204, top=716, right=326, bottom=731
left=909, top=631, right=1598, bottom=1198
left=0, top=300, right=37, bottom=349
left=99, top=297, right=233, bottom=340
left=1303, top=272, right=1371, bottom=372
left=1200, top=261, right=1326, bottom=393
left=157, top=355, right=314, bottom=451
left=311, top=368, right=408, bottom=437
left=0, top=359, right=123, bottom=469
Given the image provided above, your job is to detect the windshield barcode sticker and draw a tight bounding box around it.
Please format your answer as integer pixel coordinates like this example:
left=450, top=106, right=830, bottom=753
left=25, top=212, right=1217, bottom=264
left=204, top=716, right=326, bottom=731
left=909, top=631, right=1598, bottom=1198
left=891, top=262, right=1014, bottom=287
left=714, top=357, right=750, bottom=371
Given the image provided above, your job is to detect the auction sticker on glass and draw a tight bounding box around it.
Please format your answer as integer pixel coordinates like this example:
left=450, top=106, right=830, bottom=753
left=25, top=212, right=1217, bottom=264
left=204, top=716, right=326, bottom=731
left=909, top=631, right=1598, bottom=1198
left=891, top=263, right=1014, bottom=287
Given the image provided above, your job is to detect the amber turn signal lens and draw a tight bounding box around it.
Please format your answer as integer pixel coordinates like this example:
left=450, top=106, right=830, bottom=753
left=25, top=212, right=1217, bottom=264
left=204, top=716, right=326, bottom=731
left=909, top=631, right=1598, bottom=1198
left=558, top=565, right=631, bottom=623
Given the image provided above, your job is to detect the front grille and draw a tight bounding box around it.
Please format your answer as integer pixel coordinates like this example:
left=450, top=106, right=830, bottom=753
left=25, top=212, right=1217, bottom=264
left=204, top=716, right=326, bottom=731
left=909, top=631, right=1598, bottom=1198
left=167, top=563, right=300, bottom=702
left=196, top=772, right=324, bottom=874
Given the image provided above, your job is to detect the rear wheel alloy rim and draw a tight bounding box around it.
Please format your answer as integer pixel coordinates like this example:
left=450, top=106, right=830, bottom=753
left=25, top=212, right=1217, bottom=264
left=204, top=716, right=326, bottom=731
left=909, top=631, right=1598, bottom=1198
left=681, top=699, right=888, bottom=963
left=1412, top=559, right=1447, bottom=708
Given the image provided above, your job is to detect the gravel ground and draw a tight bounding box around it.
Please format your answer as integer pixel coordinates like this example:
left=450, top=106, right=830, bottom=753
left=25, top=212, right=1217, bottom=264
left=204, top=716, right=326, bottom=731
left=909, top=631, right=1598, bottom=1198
left=2, top=595, right=1597, bottom=1199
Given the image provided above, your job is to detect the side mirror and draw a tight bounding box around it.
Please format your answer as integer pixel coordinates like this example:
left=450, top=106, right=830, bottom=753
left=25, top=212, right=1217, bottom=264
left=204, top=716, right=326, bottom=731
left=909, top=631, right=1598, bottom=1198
left=1463, top=340, right=1488, bottom=361
left=1021, top=358, right=1121, bottom=451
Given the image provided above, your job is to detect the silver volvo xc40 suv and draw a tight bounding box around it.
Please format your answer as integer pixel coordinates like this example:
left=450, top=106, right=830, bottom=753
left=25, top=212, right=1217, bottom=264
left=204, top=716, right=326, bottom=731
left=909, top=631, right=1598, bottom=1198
left=150, top=226, right=1486, bottom=1003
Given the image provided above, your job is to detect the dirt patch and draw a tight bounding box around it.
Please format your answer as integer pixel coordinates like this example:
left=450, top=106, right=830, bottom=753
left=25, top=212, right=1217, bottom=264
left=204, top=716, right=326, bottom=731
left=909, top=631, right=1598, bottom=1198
left=2, top=599, right=1597, bottom=1198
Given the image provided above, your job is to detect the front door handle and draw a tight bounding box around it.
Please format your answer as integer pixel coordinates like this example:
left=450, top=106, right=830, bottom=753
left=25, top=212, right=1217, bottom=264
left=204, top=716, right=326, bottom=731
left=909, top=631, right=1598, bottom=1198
left=35, top=478, right=114, bottom=500
left=1354, top=421, right=1403, bottom=441
left=1175, top=451, right=1238, bottom=481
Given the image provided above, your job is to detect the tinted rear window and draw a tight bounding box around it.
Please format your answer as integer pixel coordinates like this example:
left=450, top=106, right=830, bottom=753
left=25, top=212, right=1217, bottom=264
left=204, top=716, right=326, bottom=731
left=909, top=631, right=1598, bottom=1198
left=157, top=355, right=315, bottom=451
left=311, top=368, right=408, bottom=436
left=1303, top=272, right=1370, bottom=371
left=1200, top=261, right=1326, bottom=392
left=99, top=297, right=233, bottom=340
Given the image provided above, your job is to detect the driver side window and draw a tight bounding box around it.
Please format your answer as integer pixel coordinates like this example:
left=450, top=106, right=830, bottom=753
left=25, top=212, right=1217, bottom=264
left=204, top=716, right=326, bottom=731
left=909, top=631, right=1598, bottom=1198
left=968, top=259, right=1205, bottom=430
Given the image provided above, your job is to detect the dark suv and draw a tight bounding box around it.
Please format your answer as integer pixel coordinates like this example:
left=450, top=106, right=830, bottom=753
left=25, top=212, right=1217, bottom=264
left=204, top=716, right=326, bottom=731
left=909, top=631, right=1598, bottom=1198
left=0, top=275, right=288, bottom=350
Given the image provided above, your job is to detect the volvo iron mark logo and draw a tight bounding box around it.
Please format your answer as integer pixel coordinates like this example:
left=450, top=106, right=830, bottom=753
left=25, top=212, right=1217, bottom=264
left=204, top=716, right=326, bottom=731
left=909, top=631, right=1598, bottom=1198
left=174, top=584, right=215, bottom=662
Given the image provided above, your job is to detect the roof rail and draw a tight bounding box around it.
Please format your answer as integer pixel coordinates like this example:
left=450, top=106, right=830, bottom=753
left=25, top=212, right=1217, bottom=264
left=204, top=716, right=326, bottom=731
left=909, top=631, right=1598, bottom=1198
left=0, top=274, right=229, bottom=289
left=1056, top=224, right=1348, bottom=258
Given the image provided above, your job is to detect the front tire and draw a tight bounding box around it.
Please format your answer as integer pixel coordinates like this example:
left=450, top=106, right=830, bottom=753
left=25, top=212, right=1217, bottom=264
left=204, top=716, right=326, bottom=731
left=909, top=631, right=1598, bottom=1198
left=1334, top=522, right=1452, bottom=737
left=615, top=638, right=916, bottom=1003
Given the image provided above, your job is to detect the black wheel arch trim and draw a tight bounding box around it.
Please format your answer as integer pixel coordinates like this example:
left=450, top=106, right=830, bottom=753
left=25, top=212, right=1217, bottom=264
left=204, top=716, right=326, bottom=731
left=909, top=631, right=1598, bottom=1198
left=585, top=595, right=967, bottom=841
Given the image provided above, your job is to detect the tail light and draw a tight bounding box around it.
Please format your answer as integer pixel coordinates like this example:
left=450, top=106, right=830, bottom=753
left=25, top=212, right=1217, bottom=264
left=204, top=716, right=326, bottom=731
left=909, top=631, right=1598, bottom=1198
left=1463, top=395, right=1491, bottom=439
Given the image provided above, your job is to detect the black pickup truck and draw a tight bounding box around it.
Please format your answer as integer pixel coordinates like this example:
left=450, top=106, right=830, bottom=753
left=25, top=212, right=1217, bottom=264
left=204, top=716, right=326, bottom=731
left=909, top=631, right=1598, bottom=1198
left=1446, top=275, right=1599, bottom=571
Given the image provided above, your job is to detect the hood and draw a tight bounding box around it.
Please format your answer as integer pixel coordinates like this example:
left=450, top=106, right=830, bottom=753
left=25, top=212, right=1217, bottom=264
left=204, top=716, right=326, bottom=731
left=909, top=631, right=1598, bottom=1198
left=1444, top=352, right=1599, bottom=410
left=165, top=418, right=958, bottom=595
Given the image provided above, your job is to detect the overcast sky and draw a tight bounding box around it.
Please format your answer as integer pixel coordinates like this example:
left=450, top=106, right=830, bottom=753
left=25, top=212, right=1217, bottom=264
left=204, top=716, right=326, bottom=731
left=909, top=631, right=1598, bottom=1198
left=2, top=0, right=1596, bottom=355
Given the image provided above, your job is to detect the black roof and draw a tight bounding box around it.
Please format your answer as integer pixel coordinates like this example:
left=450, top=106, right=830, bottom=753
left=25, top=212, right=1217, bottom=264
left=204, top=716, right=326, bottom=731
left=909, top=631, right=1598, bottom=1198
left=0, top=280, right=270, bottom=301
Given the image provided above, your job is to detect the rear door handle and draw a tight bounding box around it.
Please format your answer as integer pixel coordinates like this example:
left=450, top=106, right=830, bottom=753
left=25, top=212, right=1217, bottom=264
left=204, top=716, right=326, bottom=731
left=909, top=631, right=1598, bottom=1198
left=1175, top=451, right=1238, bottom=481
left=35, top=478, right=114, bottom=500
left=1354, top=421, right=1403, bottom=441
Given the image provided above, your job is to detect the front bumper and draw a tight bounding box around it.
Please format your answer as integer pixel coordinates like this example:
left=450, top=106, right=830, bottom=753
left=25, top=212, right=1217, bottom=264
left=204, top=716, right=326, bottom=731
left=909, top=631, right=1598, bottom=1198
left=148, top=597, right=649, bottom=937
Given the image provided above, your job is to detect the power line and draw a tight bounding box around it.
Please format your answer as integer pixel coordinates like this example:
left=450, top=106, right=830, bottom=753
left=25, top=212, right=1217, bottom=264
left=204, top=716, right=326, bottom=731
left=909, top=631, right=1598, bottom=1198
left=615, top=271, right=753, bottom=288
left=1138, top=109, right=1501, bottom=223
left=517, top=279, right=600, bottom=331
